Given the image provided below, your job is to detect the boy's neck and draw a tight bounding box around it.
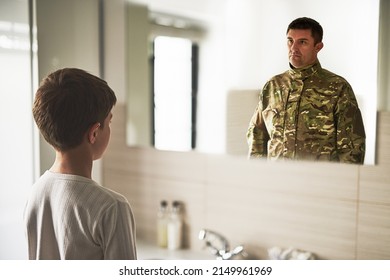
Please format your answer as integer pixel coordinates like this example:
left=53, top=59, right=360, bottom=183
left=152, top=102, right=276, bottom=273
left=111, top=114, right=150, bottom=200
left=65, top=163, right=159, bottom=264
left=50, top=147, right=93, bottom=179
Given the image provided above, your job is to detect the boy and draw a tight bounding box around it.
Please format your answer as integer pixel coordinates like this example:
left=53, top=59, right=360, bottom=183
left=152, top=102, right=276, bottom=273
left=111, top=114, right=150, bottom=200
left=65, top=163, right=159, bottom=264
left=24, top=68, right=137, bottom=259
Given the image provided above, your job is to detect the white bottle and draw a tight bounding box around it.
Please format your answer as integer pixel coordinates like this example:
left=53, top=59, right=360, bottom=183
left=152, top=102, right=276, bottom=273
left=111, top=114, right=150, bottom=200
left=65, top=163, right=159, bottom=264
left=167, top=201, right=183, bottom=250
left=157, top=200, right=168, bottom=248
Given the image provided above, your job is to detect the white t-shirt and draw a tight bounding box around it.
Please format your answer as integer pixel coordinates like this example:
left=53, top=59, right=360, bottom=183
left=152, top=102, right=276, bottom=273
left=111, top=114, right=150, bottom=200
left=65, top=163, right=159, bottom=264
left=24, top=171, right=137, bottom=260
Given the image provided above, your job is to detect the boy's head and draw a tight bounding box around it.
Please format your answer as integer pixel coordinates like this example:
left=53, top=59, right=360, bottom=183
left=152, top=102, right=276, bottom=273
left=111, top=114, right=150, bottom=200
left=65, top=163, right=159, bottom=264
left=33, top=68, right=117, bottom=151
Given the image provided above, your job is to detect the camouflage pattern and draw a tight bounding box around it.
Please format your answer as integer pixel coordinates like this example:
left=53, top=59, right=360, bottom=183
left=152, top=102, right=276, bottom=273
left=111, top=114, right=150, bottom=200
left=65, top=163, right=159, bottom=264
left=247, top=61, right=366, bottom=164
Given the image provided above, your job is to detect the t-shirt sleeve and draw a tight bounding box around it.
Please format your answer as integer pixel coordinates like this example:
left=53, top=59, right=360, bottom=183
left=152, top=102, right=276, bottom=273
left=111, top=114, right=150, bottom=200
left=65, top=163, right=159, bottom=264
left=100, top=199, right=137, bottom=260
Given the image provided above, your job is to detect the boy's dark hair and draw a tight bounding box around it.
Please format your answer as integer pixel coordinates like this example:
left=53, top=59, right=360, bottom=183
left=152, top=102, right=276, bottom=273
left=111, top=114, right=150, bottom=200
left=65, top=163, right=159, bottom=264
left=287, top=17, right=323, bottom=44
left=33, top=68, right=117, bottom=151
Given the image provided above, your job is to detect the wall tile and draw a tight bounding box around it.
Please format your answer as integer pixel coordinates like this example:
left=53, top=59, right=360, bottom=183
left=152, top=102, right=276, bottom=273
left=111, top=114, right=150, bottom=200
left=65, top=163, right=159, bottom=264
left=376, top=112, right=390, bottom=165
left=360, top=166, right=390, bottom=204
left=204, top=158, right=359, bottom=260
left=357, top=163, right=390, bottom=259
left=206, top=155, right=359, bottom=201
left=104, top=168, right=207, bottom=250
left=357, top=203, right=390, bottom=259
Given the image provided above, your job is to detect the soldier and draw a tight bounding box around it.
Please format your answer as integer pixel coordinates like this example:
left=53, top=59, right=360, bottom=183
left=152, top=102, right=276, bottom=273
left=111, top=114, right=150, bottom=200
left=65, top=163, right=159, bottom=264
left=247, top=17, right=365, bottom=164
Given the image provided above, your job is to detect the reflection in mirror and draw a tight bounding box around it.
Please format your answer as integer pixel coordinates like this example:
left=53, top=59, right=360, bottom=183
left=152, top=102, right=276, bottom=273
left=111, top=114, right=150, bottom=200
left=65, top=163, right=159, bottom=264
left=126, top=0, right=380, bottom=165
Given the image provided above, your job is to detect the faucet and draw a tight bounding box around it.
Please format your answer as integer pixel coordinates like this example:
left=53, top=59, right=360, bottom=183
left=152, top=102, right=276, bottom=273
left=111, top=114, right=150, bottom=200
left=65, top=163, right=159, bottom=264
left=198, top=229, right=245, bottom=260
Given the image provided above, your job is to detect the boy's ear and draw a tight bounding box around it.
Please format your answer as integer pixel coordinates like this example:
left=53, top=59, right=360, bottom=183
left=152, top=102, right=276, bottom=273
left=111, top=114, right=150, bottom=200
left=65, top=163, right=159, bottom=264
left=88, top=122, right=101, bottom=144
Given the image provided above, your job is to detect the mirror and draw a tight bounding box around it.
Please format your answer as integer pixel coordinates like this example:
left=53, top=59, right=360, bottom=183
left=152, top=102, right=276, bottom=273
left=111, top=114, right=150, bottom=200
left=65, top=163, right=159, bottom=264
left=126, top=0, right=380, bottom=165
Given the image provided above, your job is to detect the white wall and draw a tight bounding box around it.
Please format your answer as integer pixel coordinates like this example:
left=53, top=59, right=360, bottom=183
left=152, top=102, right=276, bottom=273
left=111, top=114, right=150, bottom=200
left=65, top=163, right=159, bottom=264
left=0, top=0, right=33, bottom=259
left=35, top=0, right=102, bottom=182
left=126, top=4, right=152, bottom=147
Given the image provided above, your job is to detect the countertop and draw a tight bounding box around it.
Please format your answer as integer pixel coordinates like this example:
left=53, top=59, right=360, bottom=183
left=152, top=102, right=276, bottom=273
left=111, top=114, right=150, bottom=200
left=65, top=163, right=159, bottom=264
left=136, top=240, right=215, bottom=260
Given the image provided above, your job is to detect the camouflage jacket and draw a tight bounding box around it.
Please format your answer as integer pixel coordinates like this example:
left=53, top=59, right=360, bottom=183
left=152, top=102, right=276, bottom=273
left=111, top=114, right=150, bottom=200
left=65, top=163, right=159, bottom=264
left=247, top=61, right=366, bottom=164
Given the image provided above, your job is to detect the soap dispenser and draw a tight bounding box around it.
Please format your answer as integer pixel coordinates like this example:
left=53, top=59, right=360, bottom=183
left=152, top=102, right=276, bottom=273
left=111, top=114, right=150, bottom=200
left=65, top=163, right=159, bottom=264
left=157, top=200, right=169, bottom=248
left=167, top=200, right=183, bottom=250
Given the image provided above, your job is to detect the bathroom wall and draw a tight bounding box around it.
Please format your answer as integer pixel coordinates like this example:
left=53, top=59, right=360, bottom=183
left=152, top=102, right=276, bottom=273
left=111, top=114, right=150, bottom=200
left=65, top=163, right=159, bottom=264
left=103, top=104, right=390, bottom=260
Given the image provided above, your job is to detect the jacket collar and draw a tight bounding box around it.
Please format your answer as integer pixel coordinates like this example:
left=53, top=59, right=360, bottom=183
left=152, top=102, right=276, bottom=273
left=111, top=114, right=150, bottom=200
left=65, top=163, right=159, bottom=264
left=288, top=60, right=321, bottom=80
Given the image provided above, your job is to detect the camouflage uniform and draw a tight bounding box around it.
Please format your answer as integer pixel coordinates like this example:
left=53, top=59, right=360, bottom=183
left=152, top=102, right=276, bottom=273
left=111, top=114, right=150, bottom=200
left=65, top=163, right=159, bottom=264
left=247, top=60, right=366, bottom=164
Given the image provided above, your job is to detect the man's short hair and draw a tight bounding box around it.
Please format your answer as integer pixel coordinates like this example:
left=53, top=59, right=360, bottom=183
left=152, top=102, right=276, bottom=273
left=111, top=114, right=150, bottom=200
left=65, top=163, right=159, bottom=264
left=287, top=17, right=323, bottom=44
left=33, top=68, right=117, bottom=151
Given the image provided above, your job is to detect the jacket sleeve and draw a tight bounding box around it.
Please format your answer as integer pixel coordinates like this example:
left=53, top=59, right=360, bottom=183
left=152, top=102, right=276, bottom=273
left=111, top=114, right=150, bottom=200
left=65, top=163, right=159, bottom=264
left=246, top=86, right=270, bottom=159
left=335, top=83, right=366, bottom=164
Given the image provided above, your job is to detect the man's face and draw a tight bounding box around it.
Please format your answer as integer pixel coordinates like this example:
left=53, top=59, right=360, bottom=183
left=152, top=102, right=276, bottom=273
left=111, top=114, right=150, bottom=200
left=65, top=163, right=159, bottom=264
left=287, top=29, right=323, bottom=68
